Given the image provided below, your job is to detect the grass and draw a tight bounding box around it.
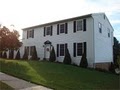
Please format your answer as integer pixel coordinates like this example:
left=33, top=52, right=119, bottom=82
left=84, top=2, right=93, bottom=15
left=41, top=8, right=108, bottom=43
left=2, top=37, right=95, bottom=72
left=0, top=59, right=119, bottom=90
left=0, top=81, right=14, bottom=90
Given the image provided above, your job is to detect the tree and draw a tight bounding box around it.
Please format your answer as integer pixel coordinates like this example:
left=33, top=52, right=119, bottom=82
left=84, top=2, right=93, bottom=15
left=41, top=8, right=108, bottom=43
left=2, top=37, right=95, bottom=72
left=31, top=46, right=38, bottom=60
left=109, top=62, right=115, bottom=73
left=80, top=53, right=88, bottom=68
left=113, top=37, right=120, bottom=68
left=15, top=50, right=20, bottom=60
left=0, top=26, right=21, bottom=58
left=9, top=49, right=14, bottom=59
left=3, top=52, right=7, bottom=58
left=0, top=51, right=2, bottom=58
left=63, top=48, right=71, bottom=64
left=49, top=47, right=56, bottom=62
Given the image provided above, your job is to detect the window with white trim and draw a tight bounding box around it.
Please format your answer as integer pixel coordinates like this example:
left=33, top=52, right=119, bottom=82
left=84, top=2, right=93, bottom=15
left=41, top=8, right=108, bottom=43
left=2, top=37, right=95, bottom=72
left=108, top=28, right=110, bottom=37
left=73, top=42, right=86, bottom=57
left=99, top=23, right=102, bottom=33
left=27, top=29, right=34, bottom=39
left=77, top=43, right=83, bottom=56
left=60, top=24, right=65, bottom=33
left=77, top=20, right=83, bottom=31
left=46, top=26, right=51, bottom=35
left=60, top=44, right=65, bottom=56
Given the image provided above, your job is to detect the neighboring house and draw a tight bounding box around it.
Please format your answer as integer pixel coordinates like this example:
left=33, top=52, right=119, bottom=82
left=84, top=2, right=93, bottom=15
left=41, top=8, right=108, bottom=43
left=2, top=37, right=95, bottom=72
left=21, top=13, right=114, bottom=70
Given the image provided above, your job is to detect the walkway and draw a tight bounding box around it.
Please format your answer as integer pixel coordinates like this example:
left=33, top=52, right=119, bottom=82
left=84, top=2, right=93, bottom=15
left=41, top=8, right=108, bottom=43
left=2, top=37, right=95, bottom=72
left=0, top=72, right=52, bottom=90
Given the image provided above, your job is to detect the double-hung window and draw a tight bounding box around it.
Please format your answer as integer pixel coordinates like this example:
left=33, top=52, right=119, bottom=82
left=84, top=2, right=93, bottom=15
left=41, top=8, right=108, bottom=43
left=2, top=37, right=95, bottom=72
left=108, top=28, right=110, bottom=37
left=73, top=19, right=86, bottom=32
left=77, top=43, right=83, bottom=56
left=46, top=26, right=51, bottom=35
left=73, top=42, right=87, bottom=57
left=60, top=24, right=65, bottom=33
left=57, top=43, right=67, bottom=57
left=99, top=23, right=102, bottom=33
left=77, top=20, right=83, bottom=31
left=57, top=23, right=67, bottom=35
left=44, top=26, right=52, bottom=36
left=60, top=44, right=65, bottom=56
left=27, top=29, right=34, bottom=39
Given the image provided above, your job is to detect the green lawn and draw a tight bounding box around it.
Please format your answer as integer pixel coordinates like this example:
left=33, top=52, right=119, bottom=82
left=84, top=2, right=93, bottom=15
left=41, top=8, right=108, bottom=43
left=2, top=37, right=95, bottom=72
left=0, top=81, right=14, bottom=90
left=0, top=59, right=119, bottom=90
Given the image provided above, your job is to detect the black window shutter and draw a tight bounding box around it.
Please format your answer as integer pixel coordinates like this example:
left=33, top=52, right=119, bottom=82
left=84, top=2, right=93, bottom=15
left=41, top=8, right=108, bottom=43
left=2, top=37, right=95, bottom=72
left=83, top=19, right=86, bottom=31
left=73, top=43, right=76, bottom=57
left=44, top=27, right=46, bottom=36
left=65, top=43, right=67, bottom=55
left=32, top=29, right=34, bottom=38
left=27, top=31, right=28, bottom=39
left=51, top=26, right=53, bottom=36
left=65, top=43, right=67, bottom=49
left=57, top=24, right=59, bottom=35
left=57, top=44, right=59, bottom=57
left=65, top=23, right=68, bottom=34
left=84, top=42, right=87, bottom=56
left=73, top=21, right=76, bottom=33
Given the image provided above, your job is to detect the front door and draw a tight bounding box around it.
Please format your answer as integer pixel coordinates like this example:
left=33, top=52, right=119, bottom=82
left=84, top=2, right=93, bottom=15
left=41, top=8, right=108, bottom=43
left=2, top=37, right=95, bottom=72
left=45, top=44, right=51, bottom=60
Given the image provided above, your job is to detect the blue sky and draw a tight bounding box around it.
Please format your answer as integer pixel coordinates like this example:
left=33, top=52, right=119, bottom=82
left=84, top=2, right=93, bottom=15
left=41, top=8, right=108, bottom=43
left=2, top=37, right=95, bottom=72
left=0, top=0, right=120, bottom=42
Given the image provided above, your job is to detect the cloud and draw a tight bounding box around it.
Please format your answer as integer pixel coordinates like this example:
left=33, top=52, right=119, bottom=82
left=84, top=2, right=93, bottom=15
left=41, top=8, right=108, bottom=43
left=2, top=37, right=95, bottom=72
left=111, top=20, right=120, bottom=25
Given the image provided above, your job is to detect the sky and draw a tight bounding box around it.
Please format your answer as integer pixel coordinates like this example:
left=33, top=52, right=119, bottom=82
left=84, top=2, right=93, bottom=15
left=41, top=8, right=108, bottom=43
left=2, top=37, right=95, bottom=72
left=0, top=0, right=120, bottom=42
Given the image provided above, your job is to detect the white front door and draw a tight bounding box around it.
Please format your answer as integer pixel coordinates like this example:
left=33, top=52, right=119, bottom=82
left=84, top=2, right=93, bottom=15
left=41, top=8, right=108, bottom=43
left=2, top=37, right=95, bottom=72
left=45, top=45, right=51, bottom=60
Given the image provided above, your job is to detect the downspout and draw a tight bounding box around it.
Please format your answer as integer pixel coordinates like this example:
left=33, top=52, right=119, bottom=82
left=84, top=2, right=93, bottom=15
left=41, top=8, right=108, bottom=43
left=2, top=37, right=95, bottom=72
left=92, top=16, right=95, bottom=68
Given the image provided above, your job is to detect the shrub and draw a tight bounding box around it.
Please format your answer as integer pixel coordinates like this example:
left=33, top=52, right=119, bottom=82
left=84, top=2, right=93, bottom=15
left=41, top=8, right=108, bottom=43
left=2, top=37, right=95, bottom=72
left=3, top=52, right=7, bottom=58
left=63, top=48, right=71, bottom=64
left=22, top=49, right=28, bottom=60
left=49, top=47, right=56, bottom=62
left=15, top=50, right=20, bottom=60
left=0, top=52, right=2, bottom=58
left=95, top=68, right=108, bottom=73
left=80, top=53, right=88, bottom=68
left=109, top=62, right=115, bottom=73
left=9, top=50, right=14, bottom=59
left=31, top=46, right=38, bottom=60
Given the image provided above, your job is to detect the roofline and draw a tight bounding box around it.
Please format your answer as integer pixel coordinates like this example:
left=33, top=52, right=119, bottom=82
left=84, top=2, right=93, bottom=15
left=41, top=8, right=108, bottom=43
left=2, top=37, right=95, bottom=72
left=22, top=14, right=92, bottom=30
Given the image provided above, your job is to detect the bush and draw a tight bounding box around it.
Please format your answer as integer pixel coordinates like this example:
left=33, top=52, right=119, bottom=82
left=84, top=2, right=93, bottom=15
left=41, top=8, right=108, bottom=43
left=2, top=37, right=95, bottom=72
left=109, top=62, right=115, bottom=73
left=63, top=48, right=71, bottom=64
left=15, top=50, right=20, bottom=60
left=9, top=50, right=14, bottom=59
left=3, top=52, right=7, bottom=58
left=31, top=46, right=38, bottom=60
left=95, top=68, right=108, bottom=73
left=117, top=55, right=120, bottom=68
left=49, top=47, right=56, bottom=62
left=22, top=49, right=28, bottom=60
left=0, top=52, right=2, bottom=58
left=80, top=53, right=88, bottom=68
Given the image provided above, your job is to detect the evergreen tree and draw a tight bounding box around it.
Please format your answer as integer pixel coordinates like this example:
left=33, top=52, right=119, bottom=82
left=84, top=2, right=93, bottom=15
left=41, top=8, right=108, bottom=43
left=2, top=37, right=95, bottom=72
left=80, top=53, right=88, bottom=68
left=63, top=48, right=71, bottom=64
left=0, top=52, right=2, bottom=58
left=31, top=46, right=38, bottom=60
left=22, top=48, right=28, bottom=60
left=15, top=50, right=20, bottom=60
left=109, top=62, right=115, bottom=73
left=3, top=52, right=7, bottom=58
left=9, top=50, right=14, bottom=59
left=113, top=37, right=120, bottom=68
left=49, top=47, right=56, bottom=62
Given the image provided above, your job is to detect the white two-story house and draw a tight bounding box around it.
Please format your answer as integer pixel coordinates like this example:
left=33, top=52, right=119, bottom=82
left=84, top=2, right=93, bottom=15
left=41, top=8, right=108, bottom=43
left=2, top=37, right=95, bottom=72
left=21, top=13, right=114, bottom=70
